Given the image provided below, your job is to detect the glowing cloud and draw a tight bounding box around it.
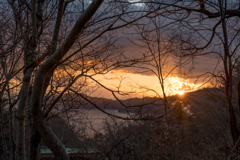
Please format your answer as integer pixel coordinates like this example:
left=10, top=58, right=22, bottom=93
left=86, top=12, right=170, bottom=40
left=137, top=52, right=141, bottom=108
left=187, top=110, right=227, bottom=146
left=90, top=71, right=202, bottom=99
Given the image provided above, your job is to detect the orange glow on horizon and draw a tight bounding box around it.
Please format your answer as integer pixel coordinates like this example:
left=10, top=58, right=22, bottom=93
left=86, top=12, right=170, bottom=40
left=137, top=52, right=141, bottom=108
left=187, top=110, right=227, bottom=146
left=178, top=90, right=185, bottom=95
left=91, top=71, right=203, bottom=99
left=165, top=77, right=201, bottom=96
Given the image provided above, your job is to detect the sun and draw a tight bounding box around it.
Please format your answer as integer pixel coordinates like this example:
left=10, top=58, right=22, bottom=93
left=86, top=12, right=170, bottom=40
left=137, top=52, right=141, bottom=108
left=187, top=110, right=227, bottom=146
left=178, top=90, right=185, bottom=95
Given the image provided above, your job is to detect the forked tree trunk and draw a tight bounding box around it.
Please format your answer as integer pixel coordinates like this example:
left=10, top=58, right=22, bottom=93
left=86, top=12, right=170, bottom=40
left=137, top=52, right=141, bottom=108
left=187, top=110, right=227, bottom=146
left=30, top=1, right=104, bottom=159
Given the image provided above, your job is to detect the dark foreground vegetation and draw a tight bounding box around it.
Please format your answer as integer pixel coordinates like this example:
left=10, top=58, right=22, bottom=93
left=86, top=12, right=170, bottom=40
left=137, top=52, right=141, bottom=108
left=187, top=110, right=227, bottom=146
left=1, top=88, right=238, bottom=159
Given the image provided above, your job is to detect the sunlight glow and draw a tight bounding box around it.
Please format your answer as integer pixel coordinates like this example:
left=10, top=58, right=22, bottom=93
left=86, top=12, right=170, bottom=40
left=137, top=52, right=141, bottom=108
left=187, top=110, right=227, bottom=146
left=90, top=71, right=203, bottom=99
left=165, top=77, right=201, bottom=96
left=178, top=90, right=185, bottom=95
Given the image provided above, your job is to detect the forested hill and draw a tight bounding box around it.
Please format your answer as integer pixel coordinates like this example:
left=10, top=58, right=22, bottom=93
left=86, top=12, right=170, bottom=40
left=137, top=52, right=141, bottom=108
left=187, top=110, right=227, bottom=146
left=56, top=88, right=226, bottom=115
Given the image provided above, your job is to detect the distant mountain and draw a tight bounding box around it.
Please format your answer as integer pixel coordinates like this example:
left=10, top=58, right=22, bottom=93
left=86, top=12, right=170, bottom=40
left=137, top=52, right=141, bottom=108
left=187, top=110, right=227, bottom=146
left=55, top=87, right=227, bottom=117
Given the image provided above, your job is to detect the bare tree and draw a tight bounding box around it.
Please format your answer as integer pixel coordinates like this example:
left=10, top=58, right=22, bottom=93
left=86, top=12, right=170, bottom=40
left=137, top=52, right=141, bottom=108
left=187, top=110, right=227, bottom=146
left=0, top=1, right=24, bottom=159
left=5, top=0, right=236, bottom=159
left=6, top=0, right=154, bottom=159
left=138, top=0, right=240, bottom=147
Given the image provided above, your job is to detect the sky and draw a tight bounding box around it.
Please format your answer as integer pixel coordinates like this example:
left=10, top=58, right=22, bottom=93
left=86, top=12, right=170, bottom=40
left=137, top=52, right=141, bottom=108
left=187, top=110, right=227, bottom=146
left=89, top=71, right=203, bottom=99
left=6, top=0, right=233, bottom=100
left=80, top=0, right=228, bottom=99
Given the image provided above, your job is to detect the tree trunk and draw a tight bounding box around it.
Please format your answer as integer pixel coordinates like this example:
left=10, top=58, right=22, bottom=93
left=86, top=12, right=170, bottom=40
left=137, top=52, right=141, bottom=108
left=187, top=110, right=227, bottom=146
left=30, top=1, right=104, bottom=159
left=16, top=67, right=34, bottom=160
left=9, top=104, right=16, bottom=160
left=26, top=85, right=41, bottom=160
left=219, top=0, right=240, bottom=144
left=29, top=130, right=41, bottom=160
left=238, top=81, right=240, bottom=111
left=16, top=0, right=45, bottom=158
left=229, top=99, right=239, bottom=144
left=0, top=93, right=7, bottom=159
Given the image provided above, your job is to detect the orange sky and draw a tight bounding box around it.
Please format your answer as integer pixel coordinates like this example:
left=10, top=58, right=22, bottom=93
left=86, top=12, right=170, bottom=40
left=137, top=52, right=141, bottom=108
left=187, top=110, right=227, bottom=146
left=88, top=70, right=203, bottom=99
